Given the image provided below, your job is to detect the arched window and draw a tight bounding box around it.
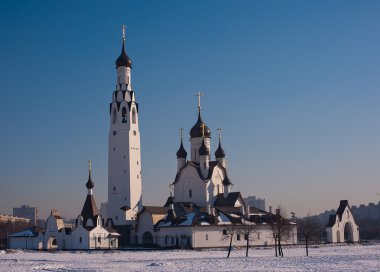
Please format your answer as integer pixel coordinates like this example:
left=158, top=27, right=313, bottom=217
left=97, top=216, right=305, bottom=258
left=222, top=229, right=227, bottom=235
left=112, top=108, right=117, bottom=124
left=79, top=237, right=82, bottom=243
left=122, top=107, right=127, bottom=123
left=189, top=189, right=192, bottom=198
left=132, top=108, right=136, bottom=124
left=237, top=234, right=241, bottom=241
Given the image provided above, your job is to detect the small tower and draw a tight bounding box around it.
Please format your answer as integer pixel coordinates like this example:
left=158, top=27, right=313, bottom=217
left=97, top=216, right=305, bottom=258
left=222, top=175, right=232, bottom=198
left=199, top=124, right=210, bottom=179
left=215, top=128, right=226, bottom=168
left=108, top=26, right=142, bottom=226
left=176, top=128, right=187, bottom=172
left=166, top=185, right=177, bottom=222
left=190, top=92, right=211, bottom=163
left=81, top=160, right=100, bottom=228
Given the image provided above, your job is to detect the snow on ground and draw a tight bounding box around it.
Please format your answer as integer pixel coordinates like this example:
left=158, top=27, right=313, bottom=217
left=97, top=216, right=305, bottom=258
left=0, top=244, right=379, bottom=272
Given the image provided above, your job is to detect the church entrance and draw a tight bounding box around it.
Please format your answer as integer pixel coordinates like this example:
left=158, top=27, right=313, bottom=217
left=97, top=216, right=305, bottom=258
left=344, top=222, right=353, bottom=243
left=142, top=232, right=153, bottom=246
left=46, top=236, right=58, bottom=250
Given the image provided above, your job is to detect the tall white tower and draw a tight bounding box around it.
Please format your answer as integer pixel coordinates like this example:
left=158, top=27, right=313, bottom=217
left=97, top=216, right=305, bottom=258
left=108, top=26, right=142, bottom=226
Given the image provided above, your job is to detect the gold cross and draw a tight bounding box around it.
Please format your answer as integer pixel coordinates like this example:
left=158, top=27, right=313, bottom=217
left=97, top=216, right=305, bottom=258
left=88, top=160, right=92, bottom=173
left=195, top=92, right=204, bottom=111
left=200, top=123, right=206, bottom=138
left=122, top=25, right=126, bottom=41
left=217, top=128, right=222, bottom=141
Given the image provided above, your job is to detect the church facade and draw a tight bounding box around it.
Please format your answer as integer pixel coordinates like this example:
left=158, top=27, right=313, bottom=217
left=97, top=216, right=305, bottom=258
left=325, top=200, right=360, bottom=243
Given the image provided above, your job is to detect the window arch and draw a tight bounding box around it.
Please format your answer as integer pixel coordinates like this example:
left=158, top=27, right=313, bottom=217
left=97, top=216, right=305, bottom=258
left=132, top=108, right=136, bottom=124
left=112, top=108, right=117, bottom=124
left=122, top=107, right=127, bottom=123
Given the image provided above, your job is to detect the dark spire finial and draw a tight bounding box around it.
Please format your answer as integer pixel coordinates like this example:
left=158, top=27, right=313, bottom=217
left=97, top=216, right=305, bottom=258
left=215, top=128, right=226, bottom=159
left=86, top=160, right=94, bottom=190
left=116, top=25, right=132, bottom=68
left=176, top=128, right=188, bottom=158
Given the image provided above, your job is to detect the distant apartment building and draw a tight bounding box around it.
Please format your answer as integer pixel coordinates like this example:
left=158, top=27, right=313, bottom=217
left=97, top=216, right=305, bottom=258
left=13, top=205, right=38, bottom=225
left=244, top=196, right=266, bottom=211
left=0, top=214, right=31, bottom=224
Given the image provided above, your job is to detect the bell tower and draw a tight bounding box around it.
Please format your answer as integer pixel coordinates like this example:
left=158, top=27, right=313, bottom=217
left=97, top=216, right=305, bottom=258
left=108, top=26, right=142, bottom=226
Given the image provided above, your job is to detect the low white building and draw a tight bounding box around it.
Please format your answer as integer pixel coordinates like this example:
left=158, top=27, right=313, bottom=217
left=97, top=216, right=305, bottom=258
left=9, top=164, right=120, bottom=250
left=326, top=200, right=360, bottom=243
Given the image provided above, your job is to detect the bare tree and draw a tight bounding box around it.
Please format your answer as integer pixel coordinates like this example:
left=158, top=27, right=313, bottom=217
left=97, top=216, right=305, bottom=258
left=238, top=221, right=256, bottom=257
left=221, top=225, right=238, bottom=258
left=269, top=206, right=294, bottom=257
left=297, top=214, right=321, bottom=256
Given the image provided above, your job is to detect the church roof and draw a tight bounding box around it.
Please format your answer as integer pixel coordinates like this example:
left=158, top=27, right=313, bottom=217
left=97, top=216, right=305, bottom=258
left=142, top=206, right=170, bottom=215
left=214, top=192, right=243, bottom=207
left=336, top=200, right=349, bottom=221
left=198, top=138, right=210, bottom=156
left=172, top=160, right=227, bottom=185
left=215, top=141, right=226, bottom=158
left=116, top=39, right=132, bottom=68
left=81, top=195, right=100, bottom=224
left=190, top=112, right=211, bottom=139
left=222, top=176, right=232, bottom=186
left=326, top=214, right=337, bottom=228
left=176, top=141, right=187, bottom=158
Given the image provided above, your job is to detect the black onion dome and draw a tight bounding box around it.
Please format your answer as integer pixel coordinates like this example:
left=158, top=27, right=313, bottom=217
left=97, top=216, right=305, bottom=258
left=190, top=112, right=211, bottom=138
left=215, top=141, right=226, bottom=159
left=222, top=176, right=232, bottom=186
left=116, top=40, right=132, bottom=68
left=198, top=139, right=210, bottom=156
left=176, top=141, right=187, bottom=158
left=86, top=172, right=94, bottom=189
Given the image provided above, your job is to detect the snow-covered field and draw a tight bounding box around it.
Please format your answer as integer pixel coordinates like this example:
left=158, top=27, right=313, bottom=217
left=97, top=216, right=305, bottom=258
left=1, top=244, right=379, bottom=272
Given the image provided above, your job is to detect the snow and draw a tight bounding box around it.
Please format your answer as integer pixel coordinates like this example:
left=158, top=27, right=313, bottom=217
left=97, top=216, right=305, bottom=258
left=0, top=244, right=379, bottom=272
left=8, top=230, right=36, bottom=237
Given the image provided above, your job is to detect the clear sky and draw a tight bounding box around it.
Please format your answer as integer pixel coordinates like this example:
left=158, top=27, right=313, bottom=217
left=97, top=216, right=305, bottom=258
left=1, top=0, right=380, bottom=220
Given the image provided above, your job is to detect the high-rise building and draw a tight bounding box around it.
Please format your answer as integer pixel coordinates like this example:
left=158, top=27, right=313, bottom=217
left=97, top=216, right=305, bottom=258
left=13, top=205, right=38, bottom=225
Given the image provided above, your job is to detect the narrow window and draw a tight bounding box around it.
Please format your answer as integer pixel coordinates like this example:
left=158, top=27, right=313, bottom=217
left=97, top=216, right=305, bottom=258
left=137, top=161, right=138, bottom=165
left=79, top=237, right=82, bottom=243
left=132, top=108, right=136, bottom=124
left=206, top=234, right=208, bottom=240
left=217, top=184, right=220, bottom=194
left=189, top=189, right=192, bottom=198
left=237, top=234, right=241, bottom=241
left=98, top=237, right=101, bottom=244
left=223, top=229, right=227, bottom=235
left=244, top=234, right=248, bottom=240
left=112, top=108, right=117, bottom=124
left=113, top=147, right=115, bottom=151
left=116, top=216, right=118, bottom=220
left=122, top=107, right=127, bottom=123
left=113, top=186, right=116, bottom=191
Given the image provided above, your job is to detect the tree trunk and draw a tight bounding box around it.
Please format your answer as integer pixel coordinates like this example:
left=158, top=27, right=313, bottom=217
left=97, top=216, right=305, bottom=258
left=227, top=235, right=233, bottom=258
left=246, top=235, right=249, bottom=257
left=306, top=235, right=309, bottom=257
left=278, top=239, right=283, bottom=257
left=274, top=237, right=278, bottom=257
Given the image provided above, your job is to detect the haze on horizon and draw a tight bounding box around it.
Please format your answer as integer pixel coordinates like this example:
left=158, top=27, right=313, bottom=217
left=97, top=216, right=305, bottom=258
left=1, top=1, right=380, bottom=220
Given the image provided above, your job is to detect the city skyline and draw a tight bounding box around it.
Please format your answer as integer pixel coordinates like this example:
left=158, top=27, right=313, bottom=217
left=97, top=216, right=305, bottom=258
left=1, top=1, right=380, bottom=219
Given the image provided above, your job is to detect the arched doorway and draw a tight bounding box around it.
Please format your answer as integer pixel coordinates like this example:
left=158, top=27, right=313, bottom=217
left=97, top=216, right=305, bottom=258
left=47, top=236, right=58, bottom=250
left=336, top=230, right=340, bottom=243
left=344, top=222, right=353, bottom=243
left=142, top=232, right=153, bottom=246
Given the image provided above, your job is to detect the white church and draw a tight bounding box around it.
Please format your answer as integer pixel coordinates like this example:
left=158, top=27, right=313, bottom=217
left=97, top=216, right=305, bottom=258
left=9, top=27, right=298, bottom=250
left=105, top=29, right=297, bottom=248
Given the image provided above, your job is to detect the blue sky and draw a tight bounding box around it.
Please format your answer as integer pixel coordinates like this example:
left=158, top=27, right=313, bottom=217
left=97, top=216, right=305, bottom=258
left=1, top=0, right=380, bottom=219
